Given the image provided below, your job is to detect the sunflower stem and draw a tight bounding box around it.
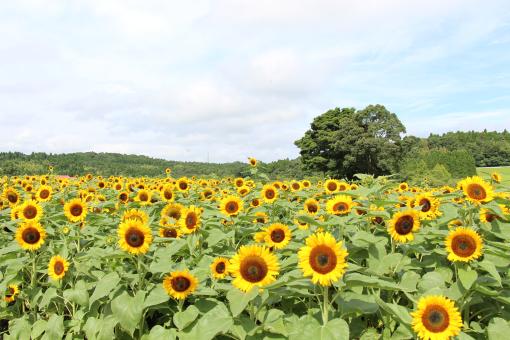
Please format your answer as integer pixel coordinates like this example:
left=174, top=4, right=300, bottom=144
left=322, top=285, right=329, bottom=325
left=30, top=252, right=37, bottom=288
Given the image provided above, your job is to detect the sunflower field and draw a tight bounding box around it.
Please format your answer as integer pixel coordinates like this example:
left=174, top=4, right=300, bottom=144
left=1, top=163, right=510, bottom=340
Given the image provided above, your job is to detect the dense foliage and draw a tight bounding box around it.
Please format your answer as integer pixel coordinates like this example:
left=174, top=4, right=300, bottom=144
left=1, top=167, right=509, bottom=339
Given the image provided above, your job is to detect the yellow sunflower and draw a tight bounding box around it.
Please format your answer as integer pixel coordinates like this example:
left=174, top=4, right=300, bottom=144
left=48, top=255, right=70, bottom=280
left=3, top=187, right=21, bottom=206
left=388, top=210, right=421, bottom=243
left=179, top=205, right=202, bottom=234
left=15, top=221, right=47, bottom=251
left=4, top=284, right=20, bottom=303
left=411, top=295, right=462, bottom=340
left=398, top=182, right=409, bottom=192
left=409, top=193, right=441, bottom=220
left=210, top=257, right=230, bottom=279
left=326, top=195, right=353, bottom=215
left=160, top=184, right=175, bottom=202
left=118, top=191, right=130, bottom=203
left=230, top=245, right=280, bottom=292
left=298, top=232, right=348, bottom=286
left=460, top=176, right=494, bottom=204
left=324, top=179, right=339, bottom=194
left=248, top=157, right=258, bottom=167
left=250, top=198, right=261, bottom=208
left=237, top=185, right=251, bottom=197
left=162, top=270, right=198, bottom=300
left=118, top=219, right=153, bottom=255
left=158, top=227, right=181, bottom=239
left=220, top=195, right=244, bottom=217
left=263, top=223, right=292, bottom=249
left=200, top=188, right=214, bottom=201
left=253, top=211, right=268, bottom=224
left=260, top=185, right=278, bottom=203
left=135, top=189, right=152, bottom=205
left=491, top=172, right=501, bottom=183
left=480, top=205, right=509, bottom=223
left=161, top=203, right=185, bottom=225
left=122, top=208, right=149, bottom=224
left=176, top=178, right=190, bottom=192
left=36, top=185, right=52, bottom=202
left=304, top=198, right=320, bottom=215
left=445, top=227, right=483, bottom=262
left=290, top=181, right=302, bottom=192
left=64, top=199, right=88, bottom=223
left=19, top=199, right=43, bottom=222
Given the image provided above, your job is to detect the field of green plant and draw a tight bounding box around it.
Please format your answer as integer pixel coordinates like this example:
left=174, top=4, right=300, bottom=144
left=478, top=167, right=510, bottom=184
left=1, top=164, right=509, bottom=339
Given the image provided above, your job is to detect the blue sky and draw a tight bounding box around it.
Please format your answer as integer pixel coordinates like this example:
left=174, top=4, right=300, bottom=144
left=1, top=0, right=509, bottom=163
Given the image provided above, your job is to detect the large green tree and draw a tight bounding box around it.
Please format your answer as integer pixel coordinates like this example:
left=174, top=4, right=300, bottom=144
left=295, top=104, right=406, bottom=178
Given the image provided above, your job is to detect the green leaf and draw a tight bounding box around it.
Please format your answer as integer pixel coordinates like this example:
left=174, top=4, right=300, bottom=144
left=142, top=325, right=177, bottom=340
left=487, top=317, right=510, bottom=340
left=89, top=271, right=120, bottom=306
left=173, top=305, right=200, bottom=330
left=226, top=287, right=258, bottom=317
left=478, top=260, right=501, bottom=285
left=336, top=292, right=378, bottom=315
left=44, top=314, right=64, bottom=340
left=31, top=319, right=47, bottom=339
left=374, top=295, right=412, bottom=326
left=418, top=272, right=445, bottom=294
left=111, top=291, right=145, bottom=337
left=63, top=280, right=89, bottom=306
left=458, top=267, right=478, bottom=290
left=39, top=287, right=58, bottom=308
left=321, top=318, right=349, bottom=340
left=179, top=302, right=234, bottom=340
left=8, top=317, right=31, bottom=340
left=143, top=285, right=169, bottom=308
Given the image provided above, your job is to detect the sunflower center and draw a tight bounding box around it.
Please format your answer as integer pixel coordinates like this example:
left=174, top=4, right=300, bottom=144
left=467, top=184, right=486, bottom=200
left=265, top=189, right=275, bottom=199
left=126, top=228, right=145, bottom=247
left=240, top=256, right=268, bottom=283
left=185, top=213, right=197, bottom=229
left=204, top=191, right=212, bottom=198
left=7, top=193, right=18, bottom=203
left=119, top=193, right=128, bottom=201
left=23, top=205, right=37, bottom=219
left=70, top=204, right=83, bottom=217
left=422, top=305, right=450, bottom=333
left=40, top=190, right=50, bottom=199
left=139, top=193, right=148, bottom=201
left=22, top=227, right=41, bottom=244
left=163, top=228, right=177, bottom=238
left=215, top=262, right=226, bottom=274
left=419, top=199, right=431, bottom=212
left=451, top=235, right=476, bottom=257
left=54, top=261, right=65, bottom=275
left=309, top=245, right=337, bottom=274
left=333, top=202, right=348, bottom=212
left=485, top=213, right=499, bottom=222
left=307, top=203, right=318, bottom=213
left=270, top=229, right=285, bottom=243
left=179, top=182, right=188, bottom=190
left=395, top=216, right=414, bottom=235
left=292, top=183, right=300, bottom=190
left=226, top=201, right=239, bottom=213
left=164, top=191, right=173, bottom=200
left=171, top=276, right=191, bottom=292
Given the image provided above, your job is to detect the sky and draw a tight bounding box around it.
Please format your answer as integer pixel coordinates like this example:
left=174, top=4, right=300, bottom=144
left=1, top=0, right=510, bottom=163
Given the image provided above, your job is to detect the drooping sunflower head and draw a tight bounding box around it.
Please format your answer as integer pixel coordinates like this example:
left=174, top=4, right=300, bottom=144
left=445, top=227, right=483, bottom=262
left=388, top=210, right=421, bottom=243
left=263, top=223, right=292, bottom=249
left=460, top=176, right=494, bottom=204
left=64, top=198, right=88, bottom=223
left=248, top=157, right=258, bottom=167
left=20, top=199, right=43, bottom=222
left=411, top=295, right=462, bottom=340
left=162, top=270, right=198, bottom=300
left=294, top=215, right=309, bottom=230
left=210, top=257, right=230, bottom=279
left=253, top=211, right=268, bottom=224
left=298, top=232, right=348, bottom=286
left=491, top=172, right=501, bottom=183
left=158, top=227, right=181, bottom=239
left=230, top=245, right=280, bottom=292
left=324, top=179, right=339, bottom=194
left=48, top=255, right=70, bottom=280
left=36, top=185, right=52, bottom=202
left=304, top=198, right=320, bottom=215
left=261, top=185, right=278, bottom=203
left=220, top=195, right=244, bottom=217
left=200, top=188, right=214, bottom=201
left=179, top=205, right=202, bottom=234
left=15, top=221, right=47, bottom=251
left=326, top=195, right=353, bottom=215
left=118, top=219, right=153, bottom=255
left=4, top=284, right=20, bottom=303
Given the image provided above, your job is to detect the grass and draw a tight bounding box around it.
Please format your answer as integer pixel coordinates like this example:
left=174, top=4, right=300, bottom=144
left=477, top=166, right=510, bottom=184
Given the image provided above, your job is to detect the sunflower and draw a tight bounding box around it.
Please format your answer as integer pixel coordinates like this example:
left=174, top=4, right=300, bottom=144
left=294, top=215, right=309, bottom=230
left=200, top=188, right=214, bottom=201
left=179, top=205, right=202, bottom=234
left=234, top=177, right=245, bottom=188
left=388, top=210, right=421, bottom=243
left=409, top=193, right=441, bottom=220
left=122, top=208, right=149, bottom=225
left=176, top=178, right=190, bottom=192
left=230, top=245, right=279, bottom=292
left=36, top=185, right=52, bottom=202
left=118, top=219, right=153, bottom=255
left=135, top=189, right=152, bottom=205
left=448, top=219, right=463, bottom=228
left=48, top=255, right=70, bottom=280
left=162, top=270, right=198, bottom=300
left=398, top=182, right=409, bottom=192
left=10, top=205, right=22, bottom=220
left=263, top=223, right=292, bottom=249
left=460, top=176, right=494, bottom=204
left=261, top=185, right=278, bottom=203
left=19, top=200, right=43, bottom=222
left=220, top=195, right=244, bottom=217
left=326, top=195, right=353, bottom=215
left=248, top=157, right=258, bottom=167
left=298, top=232, right=348, bottom=286
left=118, top=191, right=130, bottom=203
left=64, top=199, right=88, bottom=223
left=324, top=179, right=339, bottom=194
left=158, top=227, right=181, bottom=239
left=237, top=185, right=251, bottom=197
left=4, top=284, right=20, bottom=303
left=15, top=221, right=47, bottom=251
left=250, top=198, right=261, bottom=208
left=337, top=181, right=349, bottom=192
left=445, top=227, right=483, bottom=262
left=491, top=172, right=501, bottom=183
left=304, top=198, right=320, bottom=215
left=160, top=185, right=175, bottom=202
left=290, top=181, right=302, bottom=192
left=161, top=203, right=185, bottom=225
left=253, top=211, right=268, bottom=224
left=302, top=180, right=311, bottom=188
left=411, top=295, right=462, bottom=340
left=211, top=257, right=230, bottom=279
left=165, top=167, right=172, bottom=175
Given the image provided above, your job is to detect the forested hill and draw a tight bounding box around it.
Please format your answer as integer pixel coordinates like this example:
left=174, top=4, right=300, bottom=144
left=0, top=152, right=311, bottom=179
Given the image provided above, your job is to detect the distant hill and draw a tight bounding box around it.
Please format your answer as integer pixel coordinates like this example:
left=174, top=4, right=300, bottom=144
left=0, top=152, right=312, bottom=179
